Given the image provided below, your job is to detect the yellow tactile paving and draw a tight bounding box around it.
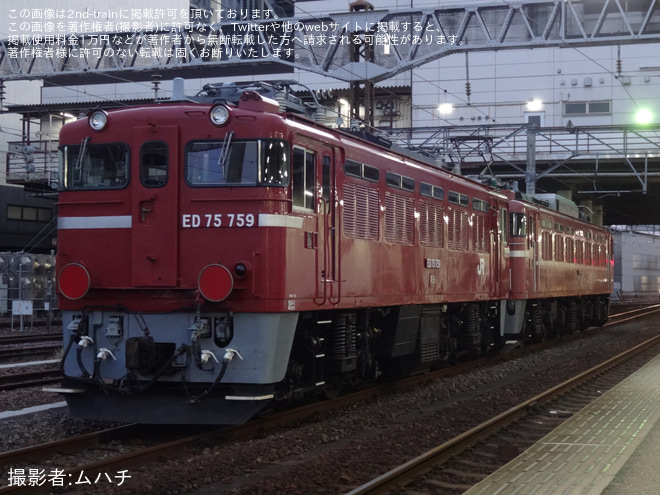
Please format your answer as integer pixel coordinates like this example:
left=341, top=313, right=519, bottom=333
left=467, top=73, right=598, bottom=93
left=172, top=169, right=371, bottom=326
left=464, top=353, right=660, bottom=495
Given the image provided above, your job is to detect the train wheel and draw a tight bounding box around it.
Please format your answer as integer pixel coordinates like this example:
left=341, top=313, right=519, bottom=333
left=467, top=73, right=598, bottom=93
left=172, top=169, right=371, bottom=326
left=324, top=386, right=342, bottom=400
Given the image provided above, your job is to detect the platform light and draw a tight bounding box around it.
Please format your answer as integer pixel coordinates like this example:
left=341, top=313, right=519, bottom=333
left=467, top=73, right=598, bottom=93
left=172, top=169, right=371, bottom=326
left=438, top=103, right=453, bottom=114
left=526, top=99, right=543, bottom=111
left=635, top=108, right=653, bottom=124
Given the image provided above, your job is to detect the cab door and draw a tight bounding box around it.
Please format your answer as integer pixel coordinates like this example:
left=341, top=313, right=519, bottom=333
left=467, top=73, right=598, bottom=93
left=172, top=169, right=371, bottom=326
left=498, top=204, right=510, bottom=298
left=130, top=126, right=179, bottom=287
left=293, top=140, right=338, bottom=305
left=530, top=212, right=540, bottom=292
left=319, top=147, right=337, bottom=303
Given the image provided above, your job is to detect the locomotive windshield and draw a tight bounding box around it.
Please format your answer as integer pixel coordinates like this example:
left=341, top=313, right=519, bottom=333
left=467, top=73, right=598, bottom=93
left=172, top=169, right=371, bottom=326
left=58, top=141, right=129, bottom=190
left=185, top=139, right=289, bottom=187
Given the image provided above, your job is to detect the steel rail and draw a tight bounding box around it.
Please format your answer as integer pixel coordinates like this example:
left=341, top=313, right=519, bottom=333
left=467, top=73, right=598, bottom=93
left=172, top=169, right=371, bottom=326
left=0, top=368, right=61, bottom=391
left=0, top=344, right=61, bottom=361
left=605, top=305, right=660, bottom=326
left=0, top=425, right=228, bottom=495
left=0, top=425, right=139, bottom=468
left=346, top=329, right=660, bottom=494
left=0, top=333, right=62, bottom=346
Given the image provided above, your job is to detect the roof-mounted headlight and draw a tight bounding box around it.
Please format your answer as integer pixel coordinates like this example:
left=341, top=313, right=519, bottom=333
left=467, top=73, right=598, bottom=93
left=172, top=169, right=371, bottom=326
left=88, top=110, right=108, bottom=131
left=210, top=104, right=230, bottom=126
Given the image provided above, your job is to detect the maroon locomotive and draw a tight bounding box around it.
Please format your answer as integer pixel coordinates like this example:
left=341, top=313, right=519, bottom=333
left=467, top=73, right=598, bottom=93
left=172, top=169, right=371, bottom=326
left=54, top=82, right=612, bottom=424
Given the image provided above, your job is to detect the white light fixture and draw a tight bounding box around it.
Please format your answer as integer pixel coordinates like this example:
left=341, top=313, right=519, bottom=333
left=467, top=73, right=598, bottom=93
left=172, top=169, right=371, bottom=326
left=438, top=103, right=453, bottom=114
left=526, top=99, right=543, bottom=111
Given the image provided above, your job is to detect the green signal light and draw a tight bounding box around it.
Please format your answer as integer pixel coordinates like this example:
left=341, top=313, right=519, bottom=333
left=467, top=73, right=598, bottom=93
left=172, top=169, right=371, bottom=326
left=636, top=109, right=653, bottom=124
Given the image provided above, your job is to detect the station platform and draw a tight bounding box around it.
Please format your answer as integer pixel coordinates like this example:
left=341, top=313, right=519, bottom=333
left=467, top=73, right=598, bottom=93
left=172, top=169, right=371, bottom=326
left=464, top=352, right=660, bottom=495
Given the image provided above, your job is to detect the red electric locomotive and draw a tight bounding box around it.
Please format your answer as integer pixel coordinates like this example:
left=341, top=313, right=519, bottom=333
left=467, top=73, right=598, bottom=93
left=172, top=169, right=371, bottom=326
left=505, top=195, right=611, bottom=340
left=54, top=81, right=612, bottom=424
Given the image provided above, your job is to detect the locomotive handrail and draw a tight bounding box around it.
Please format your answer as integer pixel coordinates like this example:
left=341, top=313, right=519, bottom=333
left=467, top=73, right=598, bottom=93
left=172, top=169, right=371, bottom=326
left=314, top=196, right=329, bottom=306
left=329, top=193, right=342, bottom=306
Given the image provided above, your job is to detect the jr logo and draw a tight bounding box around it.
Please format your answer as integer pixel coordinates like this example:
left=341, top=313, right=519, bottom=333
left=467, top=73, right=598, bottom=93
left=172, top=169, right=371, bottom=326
left=477, top=258, right=485, bottom=276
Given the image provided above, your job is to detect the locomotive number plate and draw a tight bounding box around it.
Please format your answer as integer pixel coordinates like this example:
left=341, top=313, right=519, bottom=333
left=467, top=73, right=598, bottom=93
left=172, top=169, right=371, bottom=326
left=425, top=258, right=441, bottom=269
left=182, top=213, right=256, bottom=228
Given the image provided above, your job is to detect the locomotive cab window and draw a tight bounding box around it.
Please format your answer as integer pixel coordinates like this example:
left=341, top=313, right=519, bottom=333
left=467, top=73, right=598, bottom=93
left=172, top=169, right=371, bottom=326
left=292, top=147, right=315, bottom=210
left=59, top=141, right=129, bottom=190
left=140, top=141, right=168, bottom=187
left=500, top=208, right=508, bottom=245
left=510, top=212, right=527, bottom=237
left=185, top=139, right=289, bottom=187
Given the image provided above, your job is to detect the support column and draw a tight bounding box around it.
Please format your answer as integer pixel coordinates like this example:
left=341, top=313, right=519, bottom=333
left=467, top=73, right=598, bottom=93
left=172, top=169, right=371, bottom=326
left=526, top=129, right=536, bottom=195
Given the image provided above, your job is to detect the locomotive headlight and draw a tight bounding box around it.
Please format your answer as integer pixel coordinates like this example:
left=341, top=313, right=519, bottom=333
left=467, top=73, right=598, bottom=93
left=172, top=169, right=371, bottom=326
left=88, top=110, right=108, bottom=131
left=210, top=104, right=230, bottom=126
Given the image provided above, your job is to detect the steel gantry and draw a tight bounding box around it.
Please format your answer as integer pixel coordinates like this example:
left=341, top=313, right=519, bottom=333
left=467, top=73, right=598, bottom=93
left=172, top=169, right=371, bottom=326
left=3, top=0, right=660, bottom=214
left=1, top=0, right=660, bottom=83
left=383, top=123, right=660, bottom=192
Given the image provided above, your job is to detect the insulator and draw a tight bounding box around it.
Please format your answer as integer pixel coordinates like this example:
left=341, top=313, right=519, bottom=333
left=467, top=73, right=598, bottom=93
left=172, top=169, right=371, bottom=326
left=314, top=106, right=326, bottom=125
left=274, top=91, right=288, bottom=113
left=616, top=58, right=622, bottom=75
left=465, top=82, right=472, bottom=98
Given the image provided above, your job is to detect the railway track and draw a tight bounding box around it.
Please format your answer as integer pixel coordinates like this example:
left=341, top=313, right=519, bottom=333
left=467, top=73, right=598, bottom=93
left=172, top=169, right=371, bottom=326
left=0, top=332, right=63, bottom=364
left=1, top=306, right=656, bottom=495
left=0, top=333, right=62, bottom=346
left=607, top=303, right=660, bottom=325
left=0, top=368, right=61, bottom=391
left=0, top=343, right=61, bottom=362
left=346, top=328, right=660, bottom=494
left=0, top=320, right=62, bottom=330
left=0, top=346, right=528, bottom=494
left=0, top=424, right=222, bottom=495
